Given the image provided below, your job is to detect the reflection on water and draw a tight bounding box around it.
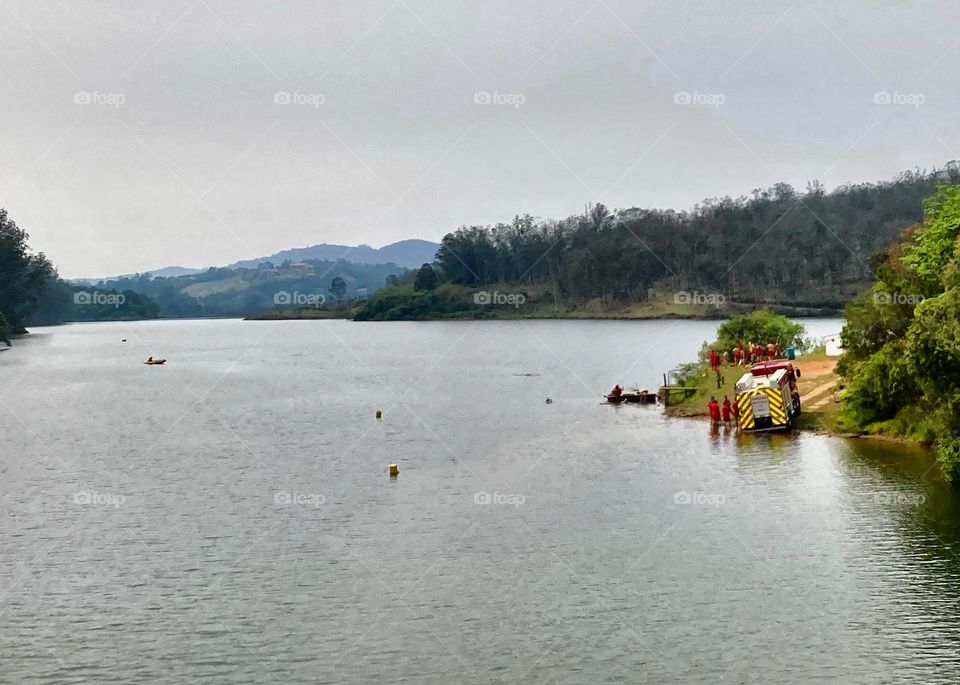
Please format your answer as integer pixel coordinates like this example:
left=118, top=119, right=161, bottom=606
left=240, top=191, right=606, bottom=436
left=1, top=318, right=959, bottom=683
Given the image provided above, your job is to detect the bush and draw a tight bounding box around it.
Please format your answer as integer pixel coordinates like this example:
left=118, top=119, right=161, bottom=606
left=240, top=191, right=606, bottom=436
left=0, top=312, right=9, bottom=346
left=840, top=287, right=915, bottom=362
left=841, top=342, right=918, bottom=426
left=352, top=283, right=475, bottom=320
left=935, top=435, right=960, bottom=483
left=714, top=309, right=805, bottom=352
left=673, top=360, right=706, bottom=386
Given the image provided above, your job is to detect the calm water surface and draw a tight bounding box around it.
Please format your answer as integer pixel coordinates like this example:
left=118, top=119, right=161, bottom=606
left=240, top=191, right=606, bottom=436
left=2, top=318, right=960, bottom=683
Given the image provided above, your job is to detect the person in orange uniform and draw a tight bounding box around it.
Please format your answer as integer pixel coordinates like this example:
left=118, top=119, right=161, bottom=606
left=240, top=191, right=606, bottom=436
left=708, top=396, right=720, bottom=428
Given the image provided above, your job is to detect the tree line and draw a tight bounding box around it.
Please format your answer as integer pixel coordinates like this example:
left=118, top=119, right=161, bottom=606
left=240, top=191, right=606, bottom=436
left=434, top=166, right=960, bottom=308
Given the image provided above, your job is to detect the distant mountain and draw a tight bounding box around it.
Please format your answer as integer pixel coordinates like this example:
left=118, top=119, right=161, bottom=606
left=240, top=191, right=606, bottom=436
left=228, top=239, right=439, bottom=271
left=71, top=265, right=202, bottom=285
left=144, top=265, right=205, bottom=279
left=72, top=239, right=440, bottom=284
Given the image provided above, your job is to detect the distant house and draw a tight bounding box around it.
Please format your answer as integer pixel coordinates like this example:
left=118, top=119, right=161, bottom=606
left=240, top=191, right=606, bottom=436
left=824, top=334, right=844, bottom=357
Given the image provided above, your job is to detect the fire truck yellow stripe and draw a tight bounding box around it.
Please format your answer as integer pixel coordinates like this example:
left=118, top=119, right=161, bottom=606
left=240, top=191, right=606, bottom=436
left=736, top=387, right=793, bottom=428
left=737, top=392, right=755, bottom=429
left=763, top=388, right=788, bottom=425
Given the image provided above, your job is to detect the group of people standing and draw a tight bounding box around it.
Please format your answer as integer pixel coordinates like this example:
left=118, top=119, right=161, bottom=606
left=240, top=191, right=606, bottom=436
left=709, top=342, right=782, bottom=371
left=707, top=395, right=738, bottom=429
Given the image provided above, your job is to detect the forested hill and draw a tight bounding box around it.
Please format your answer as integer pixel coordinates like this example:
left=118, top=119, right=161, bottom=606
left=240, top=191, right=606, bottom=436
left=436, top=166, right=960, bottom=309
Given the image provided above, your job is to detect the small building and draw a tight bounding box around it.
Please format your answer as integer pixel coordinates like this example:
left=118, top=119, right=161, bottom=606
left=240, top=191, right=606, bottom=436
left=824, top=334, right=844, bottom=357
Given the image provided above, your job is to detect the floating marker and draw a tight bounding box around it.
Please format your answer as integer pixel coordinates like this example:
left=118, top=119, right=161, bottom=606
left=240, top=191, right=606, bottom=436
left=389, top=464, right=399, bottom=477
left=375, top=409, right=382, bottom=419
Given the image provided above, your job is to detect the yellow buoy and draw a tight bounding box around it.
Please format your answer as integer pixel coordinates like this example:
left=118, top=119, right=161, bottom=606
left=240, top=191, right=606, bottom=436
left=376, top=409, right=382, bottom=419
left=389, top=464, right=399, bottom=477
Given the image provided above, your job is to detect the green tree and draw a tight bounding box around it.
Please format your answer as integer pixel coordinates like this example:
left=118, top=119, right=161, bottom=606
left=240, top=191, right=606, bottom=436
left=414, top=263, right=439, bottom=291
left=902, top=183, right=960, bottom=292
left=0, top=208, right=55, bottom=332
left=714, top=310, right=805, bottom=352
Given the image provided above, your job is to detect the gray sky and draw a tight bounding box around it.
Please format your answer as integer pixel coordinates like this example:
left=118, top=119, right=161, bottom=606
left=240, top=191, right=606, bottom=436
left=1, top=0, right=958, bottom=278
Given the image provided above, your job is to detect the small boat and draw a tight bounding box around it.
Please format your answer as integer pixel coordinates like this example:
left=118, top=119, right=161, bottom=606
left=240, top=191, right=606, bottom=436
left=144, top=358, right=167, bottom=365
left=605, top=389, right=656, bottom=404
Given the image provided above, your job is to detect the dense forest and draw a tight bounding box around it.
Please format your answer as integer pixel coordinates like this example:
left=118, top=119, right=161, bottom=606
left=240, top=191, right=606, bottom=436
left=839, top=181, right=960, bottom=479
left=434, top=166, right=960, bottom=310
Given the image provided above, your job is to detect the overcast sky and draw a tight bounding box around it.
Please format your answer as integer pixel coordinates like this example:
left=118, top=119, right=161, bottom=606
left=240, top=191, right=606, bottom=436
left=1, top=0, right=958, bottom=277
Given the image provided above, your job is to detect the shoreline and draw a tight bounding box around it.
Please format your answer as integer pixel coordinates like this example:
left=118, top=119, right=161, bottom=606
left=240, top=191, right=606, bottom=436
left=660, top=352, right=931, bottom=449
left=249, top=309, right=844, bottom=322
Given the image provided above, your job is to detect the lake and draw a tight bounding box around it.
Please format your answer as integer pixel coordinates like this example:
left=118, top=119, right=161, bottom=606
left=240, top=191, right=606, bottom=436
left=3, top=318, right=960, bottom=683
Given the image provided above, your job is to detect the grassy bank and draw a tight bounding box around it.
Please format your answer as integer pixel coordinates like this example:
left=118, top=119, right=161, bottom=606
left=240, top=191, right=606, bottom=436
left=662, top=349, right=845, bottom=433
